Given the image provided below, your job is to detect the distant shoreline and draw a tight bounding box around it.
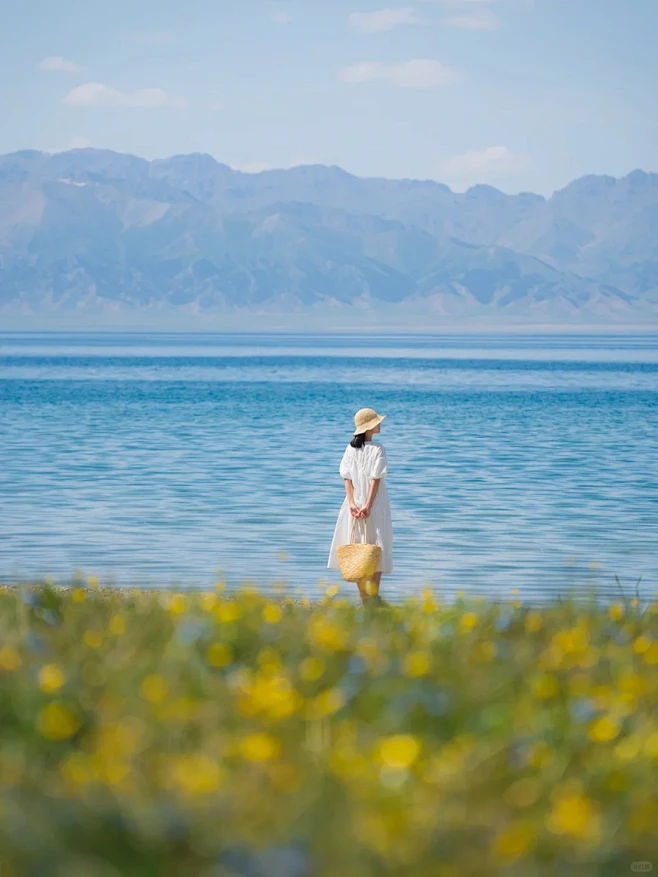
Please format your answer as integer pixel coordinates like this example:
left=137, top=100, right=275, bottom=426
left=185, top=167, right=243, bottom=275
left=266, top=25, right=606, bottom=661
left=2, top=320, right=658, bottom=335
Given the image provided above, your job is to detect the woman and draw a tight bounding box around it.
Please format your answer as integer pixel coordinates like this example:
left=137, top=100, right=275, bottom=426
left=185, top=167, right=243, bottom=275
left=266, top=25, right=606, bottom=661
left=328, top=408, right=393, bottom=606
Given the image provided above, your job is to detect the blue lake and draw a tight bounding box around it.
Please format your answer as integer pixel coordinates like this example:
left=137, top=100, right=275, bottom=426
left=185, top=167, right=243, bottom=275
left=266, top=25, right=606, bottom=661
left=0, top=331, right=656, bottom=602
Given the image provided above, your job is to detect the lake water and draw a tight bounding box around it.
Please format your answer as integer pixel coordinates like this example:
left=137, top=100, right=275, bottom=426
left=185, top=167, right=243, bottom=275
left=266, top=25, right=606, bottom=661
left=1, top=331, right=656, bottom=603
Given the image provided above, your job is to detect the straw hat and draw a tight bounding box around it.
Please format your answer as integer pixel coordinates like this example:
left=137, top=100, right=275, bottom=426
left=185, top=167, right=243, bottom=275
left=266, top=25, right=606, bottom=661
left=353, top=407, right=386, bottom=435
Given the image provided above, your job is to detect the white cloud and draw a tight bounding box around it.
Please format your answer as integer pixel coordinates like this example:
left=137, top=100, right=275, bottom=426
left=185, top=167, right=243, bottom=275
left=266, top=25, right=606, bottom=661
left=231, top=161, right=274, bottom=174
left=445, top=7, right=500, bottom=27
left=63, top=83, right=186, bottom=109
left=339, top=59, right=459, bottom=87
left=439, top=146, right=533, bottom=180
left=272, top=10, right=291, bottom=23
left=348, top=7, right=418, bottom=33
left=230, top=158, right=323, bottom=173
left=38, top=56, right=79, bottom=72
left=442, top=7, right=500, bottom=28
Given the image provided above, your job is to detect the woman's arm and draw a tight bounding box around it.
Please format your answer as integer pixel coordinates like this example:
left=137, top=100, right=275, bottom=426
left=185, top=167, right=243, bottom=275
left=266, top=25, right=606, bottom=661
left=360, top=478, right=381, bottom=518
left=344, top=479, right=361, bottom=518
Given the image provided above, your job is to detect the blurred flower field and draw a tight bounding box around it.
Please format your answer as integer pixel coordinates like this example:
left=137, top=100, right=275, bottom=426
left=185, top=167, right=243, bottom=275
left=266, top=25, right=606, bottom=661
left=1, top=580, right=658, bottom=876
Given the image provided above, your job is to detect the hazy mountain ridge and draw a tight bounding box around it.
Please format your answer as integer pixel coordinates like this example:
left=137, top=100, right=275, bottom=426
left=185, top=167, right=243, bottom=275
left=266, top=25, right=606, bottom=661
left=1, top=148, right=656, bottom=325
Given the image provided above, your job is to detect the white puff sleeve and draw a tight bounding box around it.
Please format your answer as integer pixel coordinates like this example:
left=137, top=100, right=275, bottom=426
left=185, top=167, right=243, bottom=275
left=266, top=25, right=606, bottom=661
left=370, top=445, right=387, bottom=479
left=339, top=446, right=353, bottom=479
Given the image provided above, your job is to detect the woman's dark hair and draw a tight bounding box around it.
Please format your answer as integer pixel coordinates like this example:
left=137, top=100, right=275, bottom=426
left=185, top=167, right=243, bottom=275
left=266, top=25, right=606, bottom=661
left=351, top=432, right=367, bottom=449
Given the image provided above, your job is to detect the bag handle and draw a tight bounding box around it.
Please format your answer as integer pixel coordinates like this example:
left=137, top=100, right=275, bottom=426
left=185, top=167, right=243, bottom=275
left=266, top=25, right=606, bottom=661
left=350, top=516, right=369, bottom=545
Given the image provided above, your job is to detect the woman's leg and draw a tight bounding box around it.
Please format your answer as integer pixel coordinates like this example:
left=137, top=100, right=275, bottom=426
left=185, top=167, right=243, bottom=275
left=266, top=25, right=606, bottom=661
left=357, top=574, right=384, bottom=605
left=356, top=578, right=370, bottom=600
left=369, top=572, right=382, bottom=596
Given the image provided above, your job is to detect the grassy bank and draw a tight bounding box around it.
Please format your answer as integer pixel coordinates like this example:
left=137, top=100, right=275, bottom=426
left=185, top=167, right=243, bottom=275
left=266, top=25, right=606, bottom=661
left=1, top=581, right=657, bottom=876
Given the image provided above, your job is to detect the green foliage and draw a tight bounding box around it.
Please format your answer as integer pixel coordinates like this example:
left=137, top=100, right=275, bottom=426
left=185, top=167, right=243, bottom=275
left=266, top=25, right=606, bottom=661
left=1, top=582, right=658, bottom=876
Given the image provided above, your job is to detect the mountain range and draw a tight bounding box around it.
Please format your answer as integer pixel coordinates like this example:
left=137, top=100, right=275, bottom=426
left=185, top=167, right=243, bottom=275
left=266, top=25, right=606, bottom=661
left=1, top=148, right=657, bottom=328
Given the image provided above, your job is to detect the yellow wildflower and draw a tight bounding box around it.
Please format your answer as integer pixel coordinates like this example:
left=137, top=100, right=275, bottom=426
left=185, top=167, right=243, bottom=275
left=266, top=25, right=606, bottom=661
left=257, top=647, right=281, bottom=673
left=60, top=752, right=94, bottom=786
left=83, top=630, right=103, bottom=649
left=37, top=701, right=81, bottom=740
left=95, top=718, right=147, bottom=758
left=355, top=638, right=389, bottom=675
left=329, top=743, right=369, bottom=783
left=207, top=642, right=232, bottom=667
left=643, top=643, right=658, bottom=665
left=108, top=614, right=126, bottom=636
left=588, top=716, right=620, bottom=743
left=618, top=672, right=646, bottom=704
left=0, top=646, right=22, bottom=672
left=172, top=753, right=222, bottom=795
left=299, top=656, right=325, bottom=681
left=459, top=612, right=478, bottom=633
left=262, top=603, right=283, bottom=624
left=215, top=601, right=241, bottom=623
left=608, top=603, right=624, bottom=622
left=140, top=675, right=167, bottom=703
left=71, top=588, right=86, bottom=603
left=493, top=820, right=536, bottom=860
left=95, top=760, right=131, bottom=788
left=633, top=635, right=651, bottom=654
left=239, top=672, right=302, bottom=721
left=200, top=593, right=218, bottom=612
left=476, top=640, right=496, bottom=662
left=592, top=685, right=613, bottom=710
left=614, top=735, right=642, bottom=762
left=525, top=611, right=543, bottom=633
left=307, top=615, right=348, bottom=652
left=422, top=592, right=437, bottom=613
left=166, top=594, right=187, bottom=615
left=526, top=742, right=551, bottom=769
left=306, top=687, right=345, bottom=720
left=38, top=664, right=66, bottom=694
left=377, top=735, right=421, bottom=771
left=240, top=732, right=281, bottom=762
left=552, top=627, right=589, bottom=655
left=403, top=651, right=431, bottom=677
left=547, top=791, right=600, bottom=841
left=532, top=674, right=559, bottom=699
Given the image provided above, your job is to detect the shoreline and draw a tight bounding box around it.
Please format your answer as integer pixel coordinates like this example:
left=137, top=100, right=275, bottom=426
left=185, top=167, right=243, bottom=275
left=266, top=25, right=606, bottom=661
left=2, top=323, right=658, bottom=334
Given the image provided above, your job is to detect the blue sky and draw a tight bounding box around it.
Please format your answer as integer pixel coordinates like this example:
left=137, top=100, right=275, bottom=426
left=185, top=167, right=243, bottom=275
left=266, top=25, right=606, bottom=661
left=1, top=0, right=657, bottom=194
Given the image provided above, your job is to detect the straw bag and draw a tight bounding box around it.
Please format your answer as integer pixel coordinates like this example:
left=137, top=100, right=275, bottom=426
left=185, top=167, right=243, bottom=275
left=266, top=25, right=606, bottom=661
left=337, top=517, right=382, bottom=583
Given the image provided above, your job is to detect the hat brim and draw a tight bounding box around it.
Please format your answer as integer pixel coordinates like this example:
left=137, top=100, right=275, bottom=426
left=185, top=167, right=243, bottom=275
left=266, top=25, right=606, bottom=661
left=354, top=414, right=386, bottom=435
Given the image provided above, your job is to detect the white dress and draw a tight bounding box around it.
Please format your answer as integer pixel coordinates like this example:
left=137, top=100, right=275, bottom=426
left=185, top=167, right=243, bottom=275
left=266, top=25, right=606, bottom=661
left=327, top=442, right=393, bottom=574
